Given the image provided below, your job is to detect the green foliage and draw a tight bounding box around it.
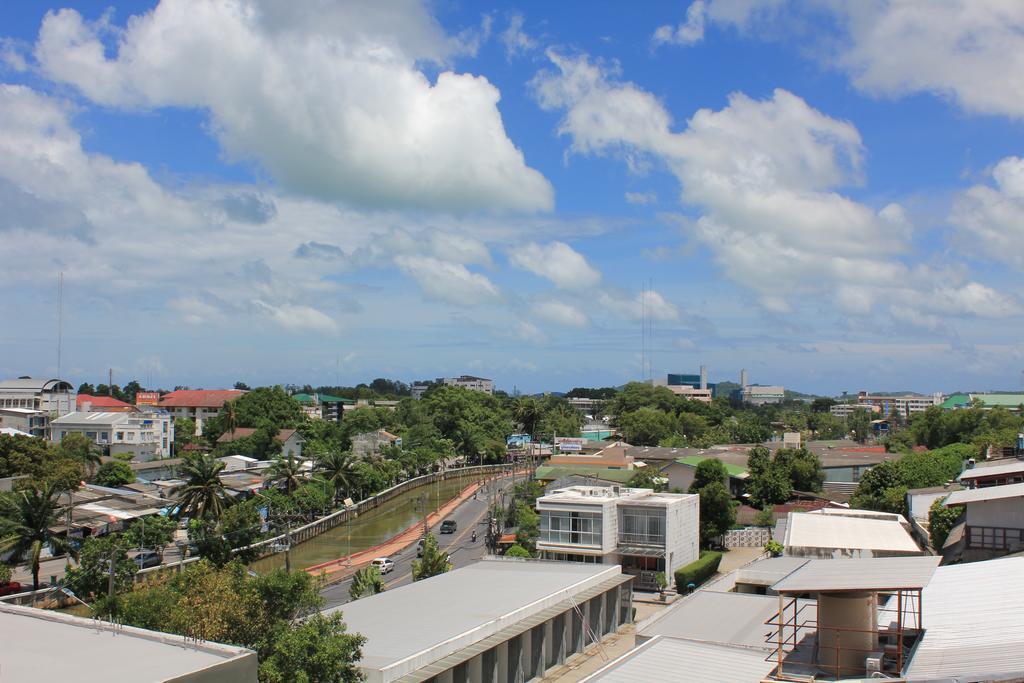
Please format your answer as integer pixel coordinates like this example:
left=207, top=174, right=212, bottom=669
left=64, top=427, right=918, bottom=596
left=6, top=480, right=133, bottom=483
left=928, top=496, right=961, bottom=551
left=206, top=386, right=306, bottom=442
left=848, top=408, right=873, bottom=443
left=0, top=483, right=73, bottom=590
left=266, top=451, right=306, bottom=494
left=505, top=544, right=531, bottom=558
left=220, top=499, right=264, bottom=563
left=94, top=460, right=135, bottom=487
left=628, top=467, right=666, bottom=491
left=851, top=443, right=973, bottom=514
left=64, top=534, right=135, bottom=599
left=764, top=540, right=783, bottom=556
left=174, top=453, right=230, bottom=520
left=618, top=407, right=677, bottom=446
left=0, top=434, right=86, bottom=491
left=515, top=502, right=540, bottom=552
left=258, top=613, right=365, bottom=683
left=695, top=481, right=736, bottom=547
left=745, top=447, right=824, bottom=507
left=689, top=458, right=727, bottom=493
left=753, top=508, right=776, bottom=527
left=655, top=572, right=668, bottom=591
left=124, top=514, right=176, bottom=551
left=748, top=467, right=791, bottom=508
left=420, top=387, right=513, bottom=462
left=349, top=565, right=385, bottom=600
left=290, top=480, right=334, bottom=518
left=173, top=417, right=197, bottom=451
left=673, top=551, right=722, bottom=592
left=314, top=450, right=359, bottom=501
left=412, top=533, right=451, bottom=581
left=0, top=563, right=11, bottom=584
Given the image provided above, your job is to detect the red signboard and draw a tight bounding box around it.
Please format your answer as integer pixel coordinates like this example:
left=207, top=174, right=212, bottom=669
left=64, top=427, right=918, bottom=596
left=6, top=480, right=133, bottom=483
left=135, top=391, right=160, bottom=406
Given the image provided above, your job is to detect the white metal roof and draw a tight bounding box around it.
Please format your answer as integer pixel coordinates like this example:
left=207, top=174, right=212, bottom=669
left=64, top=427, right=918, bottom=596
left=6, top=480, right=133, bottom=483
left=959, top=460, right=1024, bottom=480
left=51, top=411, right=130, bottom=426
left=0, top=427, right=34, bottom=437
left=582, top=636, right=775, bottom=683
left=734, top=556, right=809, bottom=587
left=783, top=510, right=920, bottom=553
left=945, top=482, right=1024, bottom=506
left=772, top=556, right=940, bottom=593
left=905, top=557, right=1024, bottom=681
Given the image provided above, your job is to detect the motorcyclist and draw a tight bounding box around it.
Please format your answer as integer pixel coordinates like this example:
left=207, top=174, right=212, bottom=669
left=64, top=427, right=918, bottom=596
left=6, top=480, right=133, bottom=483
left=472, top=529, right=477, bottom=542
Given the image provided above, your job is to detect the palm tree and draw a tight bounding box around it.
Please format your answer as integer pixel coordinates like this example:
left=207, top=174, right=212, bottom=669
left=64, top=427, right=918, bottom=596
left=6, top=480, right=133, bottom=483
left=267, top=450, right=305, bottom=494
left=58, top=433, right=103, bottom=480
left=222, top=399, right=239, bottom=442
left=315, top=451, right=358, bottom=503
left=513, top=397, right=542, bottom=438
left=174, top=453, right=230, bottom=520
left=0, top=484, right=73, bottom=590
left=349, top=564, right=385, bottom=600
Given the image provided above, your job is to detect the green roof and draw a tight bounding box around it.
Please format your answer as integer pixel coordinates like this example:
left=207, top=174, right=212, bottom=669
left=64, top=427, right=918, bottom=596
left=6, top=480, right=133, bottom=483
left=534, top=465, right=637, bottom=484
left=940, top=394, right=971, bottom=409
left=973, top=393, right=1024, bottom=408
left=291, top=393, right=355, bottom=405
left=673, top=455, right=749, bottom=478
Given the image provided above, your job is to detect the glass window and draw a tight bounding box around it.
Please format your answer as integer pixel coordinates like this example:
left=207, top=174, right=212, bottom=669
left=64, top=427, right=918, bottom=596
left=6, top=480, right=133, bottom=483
left=618, top=507, right=666, bottom=546
left=540, top=510, right=603, bottom=547
left=116, top=431, right=124, bottom=441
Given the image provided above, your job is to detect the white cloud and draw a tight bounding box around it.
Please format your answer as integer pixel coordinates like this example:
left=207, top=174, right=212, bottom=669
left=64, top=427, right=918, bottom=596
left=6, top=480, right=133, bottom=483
left=653, top=1, right=707, bottom=47
left=625, top=191, right=656, bottom=205
left=394, top=255, right=501, bottom=306
left=429, top=232, right=493, bottom=267
left=951, top=156, right=1024, bottom=266
left=501, top=13, right=537, bottom=59
left=508, top=241, right=602, bottom=290
left=533, top=299, right=590, bottom=327
left=33, top=0, right=553, bottom=212
left=254, top=301, right=340, bottom=333
left=599, top=289, right=680, bottom=322
left=506, top=320, right=548, bottom=344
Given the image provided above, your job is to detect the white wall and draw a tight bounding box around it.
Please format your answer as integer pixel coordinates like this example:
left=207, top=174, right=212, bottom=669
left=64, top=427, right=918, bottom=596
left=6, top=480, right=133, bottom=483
left=966, top=497, right=1024, bottom=529
left=664, top=495, right=700, bottom=576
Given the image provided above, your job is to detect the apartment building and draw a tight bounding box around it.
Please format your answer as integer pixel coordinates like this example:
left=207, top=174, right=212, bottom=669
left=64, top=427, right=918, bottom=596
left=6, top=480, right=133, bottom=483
left=0, top=408, right=49, bottom=438
left=739, top=385, right=786, bottom=405
left=440, top=375, right=494, bottom=394
left=830, top=402, right=879, bottom=418
left=50, top=410, right=174, bottom=459
left=856, top=391, right=942, bottom=418
left=0, top=377, right=75, bottom=415
left=157, top=389, right=244, bottom=435
left=536, top=485, right=699, bottom=590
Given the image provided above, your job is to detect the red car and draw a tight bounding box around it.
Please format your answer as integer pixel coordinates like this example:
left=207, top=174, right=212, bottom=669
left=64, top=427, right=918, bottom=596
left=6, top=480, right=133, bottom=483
left=0, top=581, right=24, bottom=597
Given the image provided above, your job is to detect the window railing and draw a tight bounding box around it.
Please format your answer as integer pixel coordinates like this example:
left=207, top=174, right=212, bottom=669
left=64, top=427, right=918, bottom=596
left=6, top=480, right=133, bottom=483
left=618, top=532, right=665, bottom=546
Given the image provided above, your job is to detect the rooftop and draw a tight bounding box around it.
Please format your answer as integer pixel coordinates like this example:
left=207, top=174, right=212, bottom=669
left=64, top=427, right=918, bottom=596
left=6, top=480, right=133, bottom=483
left=157, top=389, right=244, bottom=408
left=216, top=427, right=302, bottom=444
left=671, top=455, right=749, bottom=478
left=733, top=556, right=810, bottom=587
left=51, top=411, right=130, bottom=426
left=624, top=440, right=900, bottom=468
left=324, top=559, right=627, bottom=681
left=534, top=464, right=637, bottom=484
left=783, top=510, right=921, bottom=554
left=583, top=635, right=775, bottom=683
left=0, top=603, right=257, bottom=682
left=959, top=459, right=1024, bottom=481
left=945, top=481, right=1024, bottom=506
left=0, top=377, right=73, bottom=392
left=76, top=394, right=135, bottom=410
left=539, top=485, right=693, bottom=506
left=772, top=556, right=940, bottom=593
left=638, top=590, right=799, bottom=649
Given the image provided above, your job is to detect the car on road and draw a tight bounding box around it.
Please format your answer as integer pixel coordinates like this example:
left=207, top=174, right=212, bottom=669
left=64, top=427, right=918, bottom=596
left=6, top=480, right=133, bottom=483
left=130, top=549, right=162, bottom=569
left=440, top=519, right=457, bottom=534
left=370, top=557, right=395, bottom=575
left=0, top=581, right=24, bottom=596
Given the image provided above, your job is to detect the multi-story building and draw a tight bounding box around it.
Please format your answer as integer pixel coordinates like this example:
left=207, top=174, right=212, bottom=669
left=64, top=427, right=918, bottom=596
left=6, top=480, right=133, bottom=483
left=830, top=402, right=880, bottom=418
left=439, top=375, right=494, bottom=394
left=157, top=389, right=244, bottom=435
left=290, top=392, right=352, bottom=422
left=857, top=391, right=943, bottom=418
left=536, top=485, right=699, bottom=590
left=0, top=377, right=75, bottom=415
left=665, top=384, right=712, bottom=402
left=0, top=408, right=50, bottom=438
left=738, top=385, right=786, bottom=405
left=410, top=381, right=433, bottom=400
left=50, top=410, right=174, bottom=459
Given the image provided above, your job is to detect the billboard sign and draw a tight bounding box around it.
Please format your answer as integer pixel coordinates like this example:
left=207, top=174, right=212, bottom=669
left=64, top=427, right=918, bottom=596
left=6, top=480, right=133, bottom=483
left=556, top=437, right=584, bottom=452
left=135, top=391, right=160, bottom=406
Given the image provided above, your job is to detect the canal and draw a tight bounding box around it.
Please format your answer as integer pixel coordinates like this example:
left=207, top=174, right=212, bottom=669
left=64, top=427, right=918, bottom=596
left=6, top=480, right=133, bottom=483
left=249, top=472, right=483, bottom=573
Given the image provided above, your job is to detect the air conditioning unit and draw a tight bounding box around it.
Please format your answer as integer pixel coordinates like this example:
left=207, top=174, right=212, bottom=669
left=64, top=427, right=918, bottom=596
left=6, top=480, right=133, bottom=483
left=865, top=653, right=883, bottom=675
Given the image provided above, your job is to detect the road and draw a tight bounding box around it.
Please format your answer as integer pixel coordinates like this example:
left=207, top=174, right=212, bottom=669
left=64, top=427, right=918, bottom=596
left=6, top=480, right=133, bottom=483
left=320, top=474, right=519, bottom=610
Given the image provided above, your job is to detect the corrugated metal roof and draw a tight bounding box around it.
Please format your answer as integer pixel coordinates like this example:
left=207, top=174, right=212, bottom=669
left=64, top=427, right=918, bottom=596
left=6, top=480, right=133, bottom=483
left=582, top=636, right=775, bottom=683
left=905, top=557, right=1024, bottom=681
left=734, top=557, right=809, bottom=587
left=783, top=510, right=921, bottom=553
left=772, top=556, right=939, bottom=593
left=959, top=461, right=1024, bottom=480
left=945, top=482, right=1024, bottom=506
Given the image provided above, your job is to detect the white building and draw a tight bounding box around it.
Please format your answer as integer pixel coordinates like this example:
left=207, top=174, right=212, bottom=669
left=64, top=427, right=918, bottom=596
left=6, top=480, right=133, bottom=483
left=665, top=385, right=713, bottom=403
left=739, top=385, right=785, bottom=405
left=50, top=410, right=174, bottom=459
left=0, top=407, right=50, bottom=438
left=856, top=391, right=943, bottom=418
left=782, top=508, right=923, bottom=559
left=536, top=486, right=699, bottom=590
left=0, top=377, right=74, bottom=415
left=326, top=559, right=633, bottom=683
left=945, top=483, right=1024, bottom=554
left=829, top=402, right=879, bottom=418
left=440, top=375, right=494, bottom=394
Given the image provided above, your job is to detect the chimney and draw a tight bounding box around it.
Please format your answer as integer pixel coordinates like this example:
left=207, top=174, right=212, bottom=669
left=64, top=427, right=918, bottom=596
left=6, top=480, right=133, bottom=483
left=740, top=368, right=748, bottom=389
left=700, top=365, right=707, bottom=391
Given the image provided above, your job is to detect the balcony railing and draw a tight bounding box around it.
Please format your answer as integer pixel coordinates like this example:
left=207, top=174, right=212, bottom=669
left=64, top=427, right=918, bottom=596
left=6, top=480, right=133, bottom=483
left=617, top=532, right=665, bottom=546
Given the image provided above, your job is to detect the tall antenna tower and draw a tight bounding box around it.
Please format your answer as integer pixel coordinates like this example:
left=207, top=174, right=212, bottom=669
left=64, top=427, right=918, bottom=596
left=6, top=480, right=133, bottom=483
left=640, top=280, right=646, bottom=381
left=56, top=272, right=64, bottom=379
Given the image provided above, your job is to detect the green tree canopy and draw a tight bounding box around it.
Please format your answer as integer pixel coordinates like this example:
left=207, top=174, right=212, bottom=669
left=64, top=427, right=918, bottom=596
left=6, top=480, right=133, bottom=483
left=174, top=453, right=230, bottom=520
left=928, top=496, right=961, bottom=551
left=349, top=564, right=385, bottom=601
left=94, top=460, right=135, bottom=488
left=618, top=407, right=677, bottom=446
left=412, top=533, right=451, bottom=581
left=689, top=458, right=728, bottom=493
left=695, top=481, right=735, bottom=547
left=0, top=483, right=74, bottom=590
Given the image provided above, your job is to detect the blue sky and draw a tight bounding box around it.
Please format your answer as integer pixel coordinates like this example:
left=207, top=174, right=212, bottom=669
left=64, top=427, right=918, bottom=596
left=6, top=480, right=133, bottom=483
left=2, top=0, right=1024, bottom=395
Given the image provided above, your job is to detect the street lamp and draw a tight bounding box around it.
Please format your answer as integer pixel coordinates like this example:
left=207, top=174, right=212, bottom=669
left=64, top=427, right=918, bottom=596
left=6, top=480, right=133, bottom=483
left=343, top=498, right=356, bottom=567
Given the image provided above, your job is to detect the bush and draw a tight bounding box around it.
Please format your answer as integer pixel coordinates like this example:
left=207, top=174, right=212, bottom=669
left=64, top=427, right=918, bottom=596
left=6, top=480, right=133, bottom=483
left=928, top=496, right=961, bottom=551
left=753, top=508, right=775, bottom=527
left=673, top=550, right=722, bottom=592
left=94, top=460, right=135, bottom=487
left=505, top=544, right=530, bottom=558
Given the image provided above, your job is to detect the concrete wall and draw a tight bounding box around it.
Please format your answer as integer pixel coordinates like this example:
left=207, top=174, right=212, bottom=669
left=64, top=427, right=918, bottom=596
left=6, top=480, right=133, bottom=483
left=664, top=495, right=699, bottom=576
left=965, top=497, right=1024, bottom=529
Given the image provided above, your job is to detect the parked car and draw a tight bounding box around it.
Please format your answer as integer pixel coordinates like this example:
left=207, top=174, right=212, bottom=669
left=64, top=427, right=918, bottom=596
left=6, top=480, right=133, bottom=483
left=0, top=581, right=24, bottom=597
left=131, top=549, right=162, bottom=569
left=440, top=519, right=457, bottom=534
left=370, top=557, right=395, bottom=575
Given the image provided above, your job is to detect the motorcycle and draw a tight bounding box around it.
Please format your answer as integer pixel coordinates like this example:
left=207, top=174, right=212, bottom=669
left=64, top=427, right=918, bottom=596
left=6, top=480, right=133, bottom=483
left=471, top=530, right=477, bottom=543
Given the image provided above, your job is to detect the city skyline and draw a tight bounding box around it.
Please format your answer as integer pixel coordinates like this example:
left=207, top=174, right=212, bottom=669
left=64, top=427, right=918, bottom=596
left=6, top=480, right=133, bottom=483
left=2, top=1, right=1023, bottom=394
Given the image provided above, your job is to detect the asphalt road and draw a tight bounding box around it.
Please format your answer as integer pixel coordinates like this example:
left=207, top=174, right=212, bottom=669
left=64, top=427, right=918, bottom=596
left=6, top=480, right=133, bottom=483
left=320, top=474, right=519, bottom=610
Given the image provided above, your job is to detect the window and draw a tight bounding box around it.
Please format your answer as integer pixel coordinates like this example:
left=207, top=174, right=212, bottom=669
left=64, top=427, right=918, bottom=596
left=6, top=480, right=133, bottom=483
left=618, top=507, right=667, bottom=546
left=116, top=431, right=124, bottom=441
left=540, top=510, right=603, bottom=547
left=85, top=432, right=96, bottom=440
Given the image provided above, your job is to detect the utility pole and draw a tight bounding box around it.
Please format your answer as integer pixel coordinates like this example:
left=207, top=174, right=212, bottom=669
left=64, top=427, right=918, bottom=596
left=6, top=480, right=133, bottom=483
left=284, top=521, right=292, bottom=573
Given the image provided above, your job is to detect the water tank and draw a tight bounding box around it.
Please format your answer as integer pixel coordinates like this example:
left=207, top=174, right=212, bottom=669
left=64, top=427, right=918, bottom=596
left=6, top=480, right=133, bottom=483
left=816, top=592, right=878, bottom=677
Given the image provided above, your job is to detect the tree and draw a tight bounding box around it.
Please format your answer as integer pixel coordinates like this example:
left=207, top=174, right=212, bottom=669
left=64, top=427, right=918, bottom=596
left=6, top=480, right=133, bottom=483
left=753, top=508, right=775, bottom=527
left=349, top=565, right=385, bottom=600
left=315, top=451, right=359, bottom=502
left=412, top=533, right=451, bottom=581
left=175, top=453, right=230, bottom=520
left=124, top=514, right=176, bottom=554
left=218, top=499, right=264, bottom=563
left=76, top=382, right=96, bottom=395
left=267, top=451, right=305, bottom=494
left=513, top=396, right=542, bottom=437
left=810, top=397, right=836, bottom=413
left=505, top=544, right=530, bottom=558
left=223, top=398, right=239, bottom=443
left=748, top=467, right=790, bottom=508
left=746, top=446, right=771, bottom=478
left=94, top=460, right=135, bottom=487
left=258, top=613, right=365, bottom=683
left=0, top=483, right=73, bottom=590
left=696, top=482, right=735, bottom=547
left=628, top=467, right=666, bottom=491
left=64, top=534, right=135, bottom=600
left=617, top=407, right=677, bottom=446
left=173, top=416, right=198, bottom=452
left=848, top=408, right=873, bottom=444
left=58, top=433, right=103, bottom=480
left=928, top=496, right=961, bottom=551
left=689, top=458, right=728, bottom=493
left=515, top=502, right=540, bottom=552
left=234, top=381, right=251, bottom=391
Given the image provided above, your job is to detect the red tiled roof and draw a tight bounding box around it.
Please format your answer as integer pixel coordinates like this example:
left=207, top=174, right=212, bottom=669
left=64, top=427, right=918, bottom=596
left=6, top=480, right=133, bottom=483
left=76, top=394, right=135, bottom=410
left=157, top=389, right=244, bottom=408
left=216, top=428, right=301, bottom=444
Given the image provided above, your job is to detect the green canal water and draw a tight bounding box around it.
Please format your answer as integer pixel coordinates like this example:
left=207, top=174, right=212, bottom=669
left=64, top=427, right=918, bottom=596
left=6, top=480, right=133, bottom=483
left=249, top=474, right=480, bottom=573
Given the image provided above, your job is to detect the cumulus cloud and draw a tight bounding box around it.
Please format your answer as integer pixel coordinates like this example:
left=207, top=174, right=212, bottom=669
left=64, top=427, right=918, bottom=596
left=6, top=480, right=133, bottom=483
left=33, top=0, right=553, bottom=212
left=253, top=301, right=340, bottom=333
left=394, top=255, right=501, bottom=306
left=599, top=289, right=680, bottom=322
left=533, top=299, right=590, bottom=327
left=532, top=51, right=1011, bottom=320
left=508, top=241, right=602, bottom=289
left=951, top=156, right=1024, bottom=266
left=653, top=1, right=706, bottom=47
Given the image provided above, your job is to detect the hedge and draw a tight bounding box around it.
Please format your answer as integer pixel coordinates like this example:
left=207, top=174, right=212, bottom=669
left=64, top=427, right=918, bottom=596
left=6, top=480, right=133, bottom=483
left=674, top=550, right=722, bottom=592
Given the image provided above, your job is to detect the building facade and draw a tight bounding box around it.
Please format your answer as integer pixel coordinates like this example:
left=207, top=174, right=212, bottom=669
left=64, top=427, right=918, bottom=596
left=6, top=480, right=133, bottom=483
left=50, top=410, right=174, bottom=459
left=440, top=375, right=494, bottom=394
left=536, top=486, right=699, bottom=590
left=157, top=389, right=244, bottom=435
left=0, top=377, right=75, bottom=415
left=738, top=385, right=786, bottom=405
left=0, top=408, right=50, bottom=438
left=856, top=391, right=942, bottom=418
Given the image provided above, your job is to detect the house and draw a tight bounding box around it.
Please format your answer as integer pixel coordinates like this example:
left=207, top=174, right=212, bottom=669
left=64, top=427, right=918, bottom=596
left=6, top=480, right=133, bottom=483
left=958, top=457, right=1024, bottom=488
left=216, top=427, right=304, bottom=458
left=659, top=456, right=749, bottom=497
left=326, top=558, right=633, bottom=683
left=856, top=390, right=943, bottom=418
left=439, top=375, right=494, bottom=394
left=351, top=429, right=401, bottom=457
left=76, top=394, right=137, bottom=412
left=944, top=482, right=1024, bottom=558
left=0, top=377, right=75, bottom=415
left=547, top=442, right=634, bottom=470
left=0, top=407, right=49, bottom=438
left=50, top=410, right=174, bottom=459
left=782, top=508, right=923, bottom=559
left=157, top=389, right=245, bottom=435
left=536, top=485, right=699, bottom=590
